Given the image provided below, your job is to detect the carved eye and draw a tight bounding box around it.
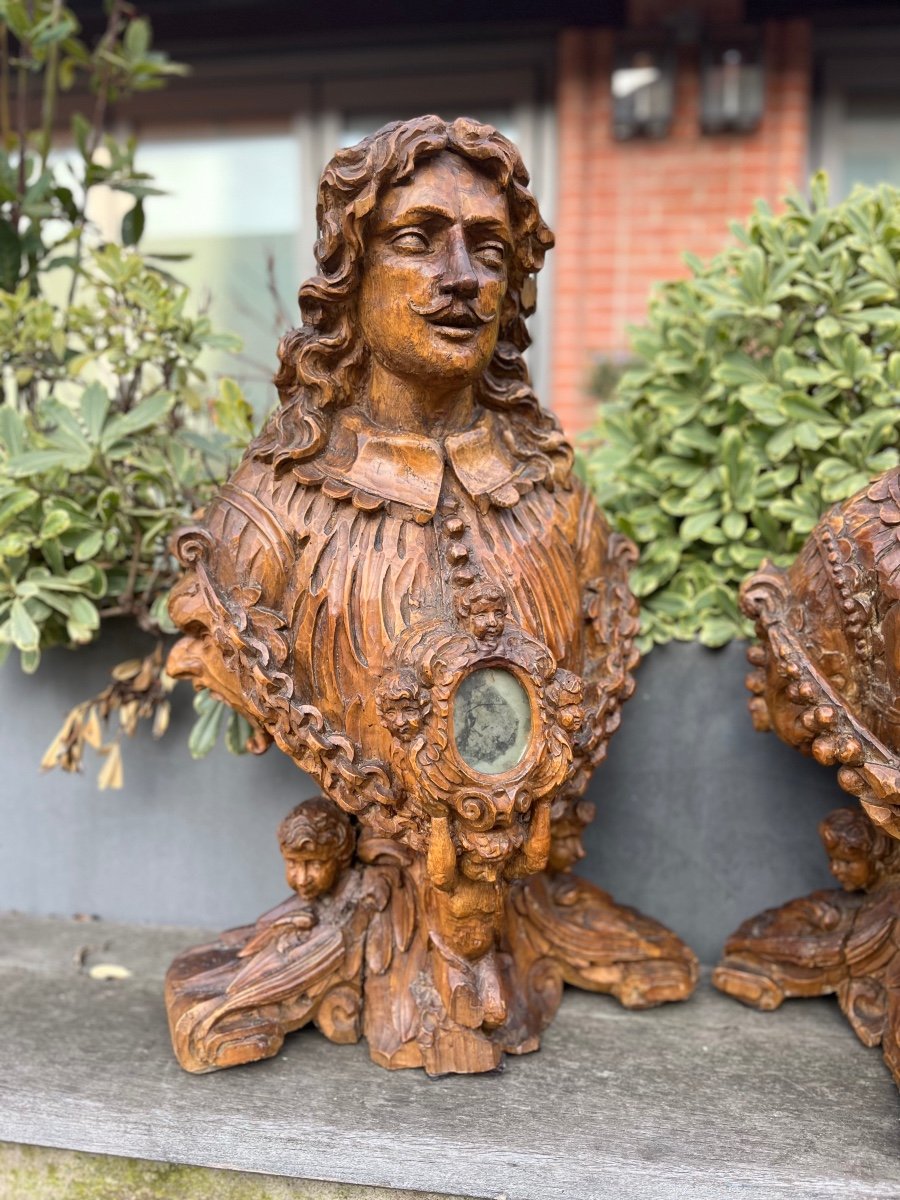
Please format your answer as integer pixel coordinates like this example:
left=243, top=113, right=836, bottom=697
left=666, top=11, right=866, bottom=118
left=477, top=243, right=506, bottom=270
left=392, top=229, right=429, bottom=253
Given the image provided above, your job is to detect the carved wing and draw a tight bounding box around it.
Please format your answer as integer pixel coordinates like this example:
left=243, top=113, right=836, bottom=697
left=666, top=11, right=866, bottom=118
left=218, top=925, right=345, bottom=1013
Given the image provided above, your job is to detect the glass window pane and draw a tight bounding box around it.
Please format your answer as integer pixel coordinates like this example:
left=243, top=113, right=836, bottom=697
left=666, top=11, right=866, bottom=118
left=340, top=110, right=516, bottom=148
left=838, top=94, right=900, bottom=196
left=139, top=132, right=303, bottom=415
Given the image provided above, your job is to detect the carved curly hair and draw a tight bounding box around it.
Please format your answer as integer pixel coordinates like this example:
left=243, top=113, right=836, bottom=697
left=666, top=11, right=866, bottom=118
left=254, top=115, right=570, bottom=484
left=277, top=797, right=355, bottom=866
left=820, top=807, right=900, bottom=880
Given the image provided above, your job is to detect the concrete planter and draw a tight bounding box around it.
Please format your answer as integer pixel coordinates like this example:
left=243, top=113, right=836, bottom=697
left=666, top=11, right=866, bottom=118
left=586, top=640, right=843, bottom=962
left=0, top=634, right=842, bottom=963
left=0, top=623, right=311, bottom=933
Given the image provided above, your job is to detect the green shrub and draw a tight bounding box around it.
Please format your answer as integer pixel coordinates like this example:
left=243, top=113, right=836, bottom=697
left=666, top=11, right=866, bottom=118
left=583, top=174, right=900, bottom=648
left=0, top=2, right=254, bottom=782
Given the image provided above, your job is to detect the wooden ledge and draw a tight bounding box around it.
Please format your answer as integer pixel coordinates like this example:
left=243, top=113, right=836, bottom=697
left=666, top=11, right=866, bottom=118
left=1, top=913, right=899, bottom=1200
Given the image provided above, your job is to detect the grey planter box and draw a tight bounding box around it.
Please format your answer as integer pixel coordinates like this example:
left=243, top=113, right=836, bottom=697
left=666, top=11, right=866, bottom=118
left=0, top=633, right=842, bottom=963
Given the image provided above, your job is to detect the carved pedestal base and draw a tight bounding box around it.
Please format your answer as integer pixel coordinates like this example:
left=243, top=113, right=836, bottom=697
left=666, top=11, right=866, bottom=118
left=713, top=810, right=900, bottom=1088
left=166, top=860, right=697, bottom=1077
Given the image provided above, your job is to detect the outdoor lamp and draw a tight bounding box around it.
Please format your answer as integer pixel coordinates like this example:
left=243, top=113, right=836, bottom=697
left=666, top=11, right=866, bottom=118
left=700, top=29, right=764, bottom=134
left=611, top=38, right=675, bottom=140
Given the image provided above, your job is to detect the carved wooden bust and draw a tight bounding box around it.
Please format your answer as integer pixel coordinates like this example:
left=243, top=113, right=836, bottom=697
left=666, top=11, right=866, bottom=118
left=165, top=116, right=697, bottom=1076
left=715, top=469, right=900, bottom=1087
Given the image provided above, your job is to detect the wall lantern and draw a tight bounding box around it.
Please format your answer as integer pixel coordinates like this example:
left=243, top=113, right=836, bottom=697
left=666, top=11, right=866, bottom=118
left=700, top=29, right=765, bottom=134
left=611, top=38, right=676, bottom=141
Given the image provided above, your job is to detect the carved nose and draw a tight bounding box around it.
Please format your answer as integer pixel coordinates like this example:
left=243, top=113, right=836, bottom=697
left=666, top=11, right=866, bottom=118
left=442, top=230, right=478, bottom=298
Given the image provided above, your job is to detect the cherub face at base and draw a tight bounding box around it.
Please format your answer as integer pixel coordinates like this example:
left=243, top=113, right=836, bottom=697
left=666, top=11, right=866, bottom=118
left=283, top=852, right=340, bottom=902
left=819, top=808, right=883, bottom=892
left=827, top=852, right=877, bottom=893
left=358, top=151, right=512, bottom=388
left=548, top=799, right=596, bottom=873
left=276, top=797, right=356, bottom=902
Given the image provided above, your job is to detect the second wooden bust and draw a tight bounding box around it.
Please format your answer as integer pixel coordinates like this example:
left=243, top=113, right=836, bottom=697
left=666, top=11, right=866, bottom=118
left=715, top=469, right=900, bottom=1087
left=165, top=116, right=698, bottom=1076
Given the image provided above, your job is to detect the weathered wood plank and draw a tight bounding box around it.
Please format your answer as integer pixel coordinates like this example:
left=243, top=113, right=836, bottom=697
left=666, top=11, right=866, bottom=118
left=1, top=914, right=899, bottom=1200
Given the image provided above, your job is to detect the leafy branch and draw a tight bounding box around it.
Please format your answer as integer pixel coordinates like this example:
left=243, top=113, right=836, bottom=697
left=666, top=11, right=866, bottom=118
left=586, top=174, right=900, bottom=649
left=0, top=2, right=256, bottom=784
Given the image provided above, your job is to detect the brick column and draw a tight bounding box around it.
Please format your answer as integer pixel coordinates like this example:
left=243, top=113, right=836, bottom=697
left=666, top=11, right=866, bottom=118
left=550, top=18, right=812, bottom=435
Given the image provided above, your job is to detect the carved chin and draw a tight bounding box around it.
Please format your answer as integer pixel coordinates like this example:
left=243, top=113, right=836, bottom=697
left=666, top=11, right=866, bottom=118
left=459, top=855, right=500, bottom=882
left=444, top=918, right=496, bottom=959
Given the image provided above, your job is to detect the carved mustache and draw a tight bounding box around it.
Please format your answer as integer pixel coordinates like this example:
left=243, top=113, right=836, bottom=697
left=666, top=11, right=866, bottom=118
left=408, top=298, right=494, bottom=326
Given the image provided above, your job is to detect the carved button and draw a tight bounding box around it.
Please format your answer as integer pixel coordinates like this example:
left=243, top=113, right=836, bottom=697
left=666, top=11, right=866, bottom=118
left=447, top=544, right=469, bottom=565
left=444, top=517, right=465, bottom=538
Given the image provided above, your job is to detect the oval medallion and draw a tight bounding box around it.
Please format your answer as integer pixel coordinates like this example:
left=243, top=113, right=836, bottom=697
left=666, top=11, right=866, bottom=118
left=452, top=667, right=532, bottom=775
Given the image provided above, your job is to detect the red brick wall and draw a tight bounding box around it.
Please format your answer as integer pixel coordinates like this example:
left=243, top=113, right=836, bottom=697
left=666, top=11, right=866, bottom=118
left=550, top=17, right=812, bottom=434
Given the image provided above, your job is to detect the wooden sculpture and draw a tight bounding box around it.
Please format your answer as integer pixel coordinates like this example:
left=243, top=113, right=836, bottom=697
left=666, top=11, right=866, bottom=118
left=714, top=469, right=900, bottom=1086
left=165, top=116, right=698, bottom=1076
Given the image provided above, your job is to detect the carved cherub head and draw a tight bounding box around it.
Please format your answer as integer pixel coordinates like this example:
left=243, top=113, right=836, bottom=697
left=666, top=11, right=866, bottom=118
left=376, top=668, right=432, bottom=741
left=456, top=581, right=508, bottom=649
left=546, top=670, right=585, bottom=733
left=258, top=116, right=569, bottom=487
left=277, top=798, right=356, bottom=901
left=819, top=808, right=900, bottom=892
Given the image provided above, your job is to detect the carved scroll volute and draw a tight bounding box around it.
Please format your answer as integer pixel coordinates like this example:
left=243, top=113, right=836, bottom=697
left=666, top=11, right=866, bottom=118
left=167, top=527, right=250, bottom=717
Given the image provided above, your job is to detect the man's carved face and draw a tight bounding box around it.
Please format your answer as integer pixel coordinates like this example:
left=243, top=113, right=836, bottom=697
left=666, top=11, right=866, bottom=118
left=359, top=151, right=512, bottom=387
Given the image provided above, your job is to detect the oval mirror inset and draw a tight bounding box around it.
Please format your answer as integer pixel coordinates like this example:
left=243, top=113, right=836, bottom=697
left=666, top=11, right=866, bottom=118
left=452, top=667, right=532, bottom=776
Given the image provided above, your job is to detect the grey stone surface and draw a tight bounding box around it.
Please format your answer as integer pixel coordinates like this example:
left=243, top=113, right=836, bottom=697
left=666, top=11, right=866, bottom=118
left=0, top=635, right=844, bottom=961
left=1, top=913, right=899, bottom=1200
